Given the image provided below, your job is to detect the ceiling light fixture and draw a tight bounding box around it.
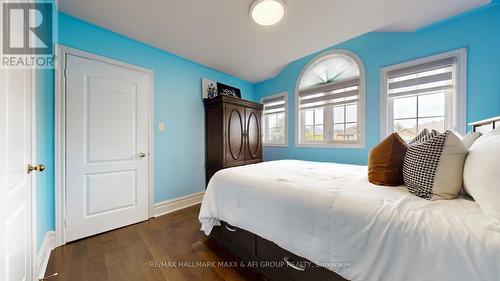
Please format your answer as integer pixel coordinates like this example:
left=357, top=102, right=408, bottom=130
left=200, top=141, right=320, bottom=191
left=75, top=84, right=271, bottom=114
left=250, top=0, right=286, bottom=26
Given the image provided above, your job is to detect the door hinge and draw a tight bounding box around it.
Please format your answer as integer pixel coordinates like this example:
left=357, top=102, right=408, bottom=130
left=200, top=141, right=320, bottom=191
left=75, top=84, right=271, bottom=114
left=64, top=218, right=67, bottom=228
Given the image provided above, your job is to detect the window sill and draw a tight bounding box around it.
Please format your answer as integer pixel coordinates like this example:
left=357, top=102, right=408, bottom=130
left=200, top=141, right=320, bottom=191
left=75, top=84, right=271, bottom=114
left=263, top=143, right=288, bottom=147
left=296, top=142, right=365, bottom=149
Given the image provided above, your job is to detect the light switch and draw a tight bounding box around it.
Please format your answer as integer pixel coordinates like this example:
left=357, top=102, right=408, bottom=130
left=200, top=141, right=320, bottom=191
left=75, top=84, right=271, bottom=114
left=159, top=122, right=165, bottom=132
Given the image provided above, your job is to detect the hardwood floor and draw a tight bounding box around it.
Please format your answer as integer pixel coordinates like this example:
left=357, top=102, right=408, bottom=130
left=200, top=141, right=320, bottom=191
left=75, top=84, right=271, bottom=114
left=45, top=204, right=264, bottom=281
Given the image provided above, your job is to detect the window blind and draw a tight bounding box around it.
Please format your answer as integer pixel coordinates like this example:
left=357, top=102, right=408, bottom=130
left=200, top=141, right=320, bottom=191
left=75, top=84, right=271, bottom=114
left=387, top=57, right=456, bottom=98
left=298, top=78, right=360, bottom=110
left=262, top=95, right=286, bottom=114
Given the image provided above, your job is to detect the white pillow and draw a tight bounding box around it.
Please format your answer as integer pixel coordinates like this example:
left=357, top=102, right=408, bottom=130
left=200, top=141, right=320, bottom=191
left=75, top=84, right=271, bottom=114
left=463, top=128, right=500, bottom=222
left=462, top=131, right=482, bottom=149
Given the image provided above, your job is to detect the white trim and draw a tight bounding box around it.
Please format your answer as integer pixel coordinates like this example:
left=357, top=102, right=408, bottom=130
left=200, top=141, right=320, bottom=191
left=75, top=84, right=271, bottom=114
left=31, top=60, right=38, bottom=281
left=152, top=192, right=205, bottom=217
left=469, top=116, right=500, bottom=126
left=295, top=49, right=366, bottom=148
left=380, top=48, right=467, bottom=140
left=55, top=44, right=155, bottom=246
left=263, top=143, right=289, bottom=147
left=261, top=92, right=289, bottom=147
left=28, top=4, right=38, bottom=277
left=35, top=231, right=56, bottom=280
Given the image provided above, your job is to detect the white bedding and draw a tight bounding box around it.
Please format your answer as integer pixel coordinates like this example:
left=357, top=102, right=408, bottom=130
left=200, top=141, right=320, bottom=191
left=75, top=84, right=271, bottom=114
left=199, top=160, right=500, bottom=281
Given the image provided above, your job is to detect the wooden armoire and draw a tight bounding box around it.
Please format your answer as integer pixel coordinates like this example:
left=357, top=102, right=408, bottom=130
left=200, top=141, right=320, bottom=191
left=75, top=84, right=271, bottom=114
left=204, top=95, right=263, bottom=185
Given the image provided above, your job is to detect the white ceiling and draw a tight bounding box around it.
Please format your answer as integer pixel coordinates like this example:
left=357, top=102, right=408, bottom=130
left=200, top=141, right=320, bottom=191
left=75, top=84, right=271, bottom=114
left=59, top=0, right=490, bottom=82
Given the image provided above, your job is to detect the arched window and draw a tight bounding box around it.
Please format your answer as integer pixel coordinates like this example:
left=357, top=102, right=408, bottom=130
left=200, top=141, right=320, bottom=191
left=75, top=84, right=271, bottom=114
left=296, top=50, right=365, bottom=147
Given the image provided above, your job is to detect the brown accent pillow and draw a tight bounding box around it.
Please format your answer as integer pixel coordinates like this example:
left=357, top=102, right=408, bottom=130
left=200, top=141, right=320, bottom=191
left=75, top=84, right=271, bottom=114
left=368, top=133, right=408, bottom=186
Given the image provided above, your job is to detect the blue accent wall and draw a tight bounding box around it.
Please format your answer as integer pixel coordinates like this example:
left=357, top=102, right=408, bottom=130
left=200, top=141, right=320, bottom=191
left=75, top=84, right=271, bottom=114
left=35, top=12, right=256, bottom=250
left=57, top=13, right=256, bottom=201
left=36, top=69, right=55, bottom=250
left=255, top=4, right=500, bottom=165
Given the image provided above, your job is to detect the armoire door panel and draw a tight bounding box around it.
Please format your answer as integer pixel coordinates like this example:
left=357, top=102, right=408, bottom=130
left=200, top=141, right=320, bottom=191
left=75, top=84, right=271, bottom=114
left=225, top=103, right=246, bottom=166
left=204, top=95, right=263, bottom=185
left=245, top=107, right=262, bottom=162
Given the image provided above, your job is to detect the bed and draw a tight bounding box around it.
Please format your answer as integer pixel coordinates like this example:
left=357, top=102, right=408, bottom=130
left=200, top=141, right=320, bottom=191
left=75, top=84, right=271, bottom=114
left=199, top=119, right=500, bottom=281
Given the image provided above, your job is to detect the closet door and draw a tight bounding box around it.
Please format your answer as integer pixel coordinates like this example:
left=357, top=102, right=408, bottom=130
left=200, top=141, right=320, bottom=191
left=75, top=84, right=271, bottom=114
left=245, top=107, right=262, bottom=163
left=224, top=103, right=246, bottom=167
left=65, top=54, right=150, bottom=242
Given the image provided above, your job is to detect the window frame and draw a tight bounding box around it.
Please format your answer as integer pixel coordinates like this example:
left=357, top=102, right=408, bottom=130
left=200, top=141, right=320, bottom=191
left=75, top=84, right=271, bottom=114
left=261, top=92, right=288, bottom=147
left=295, top=49, right=366, bottom=148
left=380, top=48, right=467, bottom=140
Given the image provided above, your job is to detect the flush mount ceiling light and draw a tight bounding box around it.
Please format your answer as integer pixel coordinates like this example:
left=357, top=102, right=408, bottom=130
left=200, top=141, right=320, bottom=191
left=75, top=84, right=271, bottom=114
left=250, top=0, right=286, bottom=26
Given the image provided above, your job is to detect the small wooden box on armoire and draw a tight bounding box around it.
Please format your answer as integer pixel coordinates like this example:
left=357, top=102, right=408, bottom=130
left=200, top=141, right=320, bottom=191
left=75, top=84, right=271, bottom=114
left=204, top=95, right=263, bottom=185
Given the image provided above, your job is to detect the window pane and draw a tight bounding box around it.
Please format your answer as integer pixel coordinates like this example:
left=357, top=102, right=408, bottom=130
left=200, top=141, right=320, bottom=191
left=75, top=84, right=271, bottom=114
left=314, top=125, right=324, bottom=140
left=268, top=128, right=276, bottom=141
left=263, top=94, right=287, bottom=144
left=346, top=103, right=357, bottom=123
left=314, top=109, right=324, bottom=125
left=418, top=117, right=445, bottom=133
left=394, top=119, right=417, bottom=142
left=270, top=128, right=283, bottom=142
left=276, top=128, right=284, bottom=142
left=345, top=123, right=358, bottom=140
left=277, top=113, right=285, bottom=128
left=418, top=92, right=445, bottom=117
left=305, top=126, right=314, bottom=141
left=393, top=96, right=417, bottom=119
left=333, top=124, right=345, bottom=140
left=268, top=114, right=277, bottom=128
left=305, top=110, right=314, bottom=126
left=333, top=106, right=344, bottom=124
left=299, top=54, right=360, bottom=89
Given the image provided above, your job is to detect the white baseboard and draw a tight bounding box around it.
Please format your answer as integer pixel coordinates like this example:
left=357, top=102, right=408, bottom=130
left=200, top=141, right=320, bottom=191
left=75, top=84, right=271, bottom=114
left=153, top=192, right=204, bottom=217
left=36, top=231, right=56, bottom=279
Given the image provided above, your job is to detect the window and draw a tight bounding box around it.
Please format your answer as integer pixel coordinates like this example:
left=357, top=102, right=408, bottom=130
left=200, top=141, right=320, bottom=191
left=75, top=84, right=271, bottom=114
left=381, top=49, right=466, bottom=142
left=262, top=92, right=287, bottom=146
left=296, top=50, right=365, bottom=147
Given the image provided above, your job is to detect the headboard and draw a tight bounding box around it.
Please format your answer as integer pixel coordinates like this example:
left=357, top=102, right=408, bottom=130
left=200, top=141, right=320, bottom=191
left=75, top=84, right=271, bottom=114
left=469, top=116, right=500, bottom=134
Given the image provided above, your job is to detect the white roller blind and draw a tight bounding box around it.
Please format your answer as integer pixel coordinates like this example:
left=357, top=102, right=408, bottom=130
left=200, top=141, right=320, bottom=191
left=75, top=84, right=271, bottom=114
left=263, top=95, right=286, bottom=114
left=387, top=57, right=456, bottom=98
left=298, top=78, right=360, bottom=110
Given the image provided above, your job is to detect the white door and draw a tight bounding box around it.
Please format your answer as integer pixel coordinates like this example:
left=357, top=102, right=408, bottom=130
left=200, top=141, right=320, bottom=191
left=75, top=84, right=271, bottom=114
left=65, top=54, right=150, bottom=242
left=0, top=68, right=34, bottom=280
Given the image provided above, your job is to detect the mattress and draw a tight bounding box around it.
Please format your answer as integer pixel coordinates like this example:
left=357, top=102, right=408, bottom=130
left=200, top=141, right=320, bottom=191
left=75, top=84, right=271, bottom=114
left=199, top=160, right=500, bottom=281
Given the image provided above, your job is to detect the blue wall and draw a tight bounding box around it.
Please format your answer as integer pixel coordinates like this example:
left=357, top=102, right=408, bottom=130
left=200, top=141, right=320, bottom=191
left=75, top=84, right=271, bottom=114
left=57, top=12, right=256, bottom=202
left=35, top=12, right=256, bottom=250
left=255, top=4, right=500, bottom=165
left=36, top=69, right=55, bottom=250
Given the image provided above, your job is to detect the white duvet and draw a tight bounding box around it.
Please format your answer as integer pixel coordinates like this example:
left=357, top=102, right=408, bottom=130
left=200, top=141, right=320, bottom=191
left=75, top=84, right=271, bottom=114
left=199, top=160, right=500, bottom=281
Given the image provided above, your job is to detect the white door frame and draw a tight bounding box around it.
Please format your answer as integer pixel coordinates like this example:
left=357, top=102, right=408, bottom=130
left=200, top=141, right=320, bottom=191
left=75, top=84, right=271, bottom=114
left=54, top=44, right=155, bottom=246
left=31, top=64, right=39, bottom=277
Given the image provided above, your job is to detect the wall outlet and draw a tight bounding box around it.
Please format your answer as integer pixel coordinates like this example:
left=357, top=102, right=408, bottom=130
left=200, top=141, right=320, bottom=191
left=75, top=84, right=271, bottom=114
left=159, top=122, right=165, bottom=132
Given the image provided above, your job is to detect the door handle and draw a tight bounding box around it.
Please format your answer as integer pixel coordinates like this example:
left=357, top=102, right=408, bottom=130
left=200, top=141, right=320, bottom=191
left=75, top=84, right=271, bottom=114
left=27, top=164, right=45, bottom=174
left=138, top=152, right=146, bottom=158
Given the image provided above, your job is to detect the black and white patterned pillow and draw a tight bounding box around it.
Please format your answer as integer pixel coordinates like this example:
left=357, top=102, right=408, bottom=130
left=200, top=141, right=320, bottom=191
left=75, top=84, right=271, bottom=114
left=408, top=128, right=437, bottom=146
left=403, top=130, right=468, bottom=200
